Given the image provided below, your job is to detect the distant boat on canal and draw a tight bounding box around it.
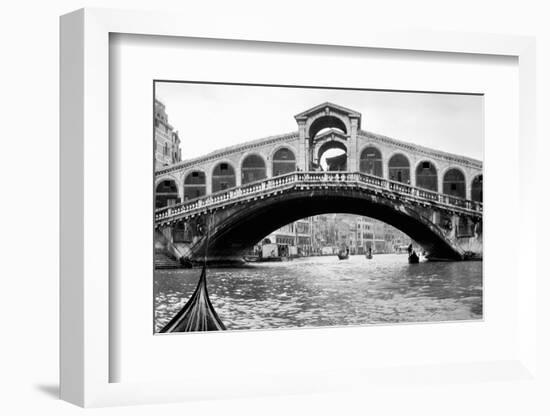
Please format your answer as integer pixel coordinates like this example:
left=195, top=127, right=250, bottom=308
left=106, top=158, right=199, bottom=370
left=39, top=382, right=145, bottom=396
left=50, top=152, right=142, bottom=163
left=408, top=251, right=420, bottom=264
left=159, top=265, right=226, bottom=332
left=337, top=247, right=350, bottom=260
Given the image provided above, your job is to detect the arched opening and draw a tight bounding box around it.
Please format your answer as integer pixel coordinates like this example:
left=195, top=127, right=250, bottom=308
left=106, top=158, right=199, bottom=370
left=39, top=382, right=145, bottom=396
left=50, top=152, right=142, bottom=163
left=359, top=146, right=383, bottom=177
left=192, top=189, right=466, bottom=261
left=471, top=174, right=483, bottom=202
left=308, top=116, right=347, bottom=139
left=155, top=179, right=180, bottom=209
left=241, top=154, right=266, bottom=185
left=388, top=154, right=410, bottom=184
left=443, top=168, right=466, bottom=198
left=272, top=148, right=296, bottom=176
left=212, top=162, right=236, bottom=193
left=318, top=141, right=347, bottom=171
left=183, top=171, right=206, bottom=201
left=415, top=161, right=438, bottom=192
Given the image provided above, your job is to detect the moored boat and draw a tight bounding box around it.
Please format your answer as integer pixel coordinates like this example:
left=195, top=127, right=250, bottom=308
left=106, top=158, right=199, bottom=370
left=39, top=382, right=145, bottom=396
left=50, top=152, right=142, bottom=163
left=243, top=255, right=261, bottom=263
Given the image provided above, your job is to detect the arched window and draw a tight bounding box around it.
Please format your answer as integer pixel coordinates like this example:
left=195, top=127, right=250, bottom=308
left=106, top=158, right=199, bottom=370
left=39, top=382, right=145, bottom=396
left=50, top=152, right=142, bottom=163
left=272, top=148, right=296, bottom=176
left=415, top=161, right=438, bottom=192
left=359, top=146, right=383, bottom=177
left=388, top=154, right=410, bottom=184
left=155, top=179, right=179, bottom=208
left=212, top=162, right=236, bottom=193
left=471, top=174, right=483, bottom=202
left=443, top=168, right=466, bottom=198
left=183, top=171, right=206, bottom=201
left=241, top=154, right=266, bottom=185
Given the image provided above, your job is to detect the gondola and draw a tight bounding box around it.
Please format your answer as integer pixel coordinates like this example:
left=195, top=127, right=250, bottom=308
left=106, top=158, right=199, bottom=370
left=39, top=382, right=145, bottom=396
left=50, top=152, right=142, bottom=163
left=337, top=249, right=349, bottom=260
left=365, top=248, right=373, bottom=259
left=160, top=265, right=226, bottom=332
left=408, top=251, right=420, bottom=264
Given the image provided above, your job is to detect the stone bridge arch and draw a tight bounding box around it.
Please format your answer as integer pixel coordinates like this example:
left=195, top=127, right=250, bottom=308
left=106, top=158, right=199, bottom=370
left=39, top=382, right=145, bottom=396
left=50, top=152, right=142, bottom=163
left=178, top=186, right=480, bottom=264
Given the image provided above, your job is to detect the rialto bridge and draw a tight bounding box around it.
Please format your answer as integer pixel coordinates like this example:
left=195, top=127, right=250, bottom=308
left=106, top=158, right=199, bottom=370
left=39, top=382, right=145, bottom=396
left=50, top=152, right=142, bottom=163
left=154, top=102, right=483, bottom=265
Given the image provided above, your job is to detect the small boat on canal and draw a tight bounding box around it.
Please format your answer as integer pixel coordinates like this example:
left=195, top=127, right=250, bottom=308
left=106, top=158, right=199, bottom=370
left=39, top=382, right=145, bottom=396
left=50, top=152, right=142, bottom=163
left=159, top=264, right=226, bottom=332
left=337, top=247, right=350, bottom=260
left=408, top=251, right=420, bottom=264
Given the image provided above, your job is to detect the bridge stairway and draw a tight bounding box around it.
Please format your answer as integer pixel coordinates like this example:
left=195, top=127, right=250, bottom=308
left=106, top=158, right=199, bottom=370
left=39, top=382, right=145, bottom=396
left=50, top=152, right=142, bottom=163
left=154, top=249, right=182, bottom=269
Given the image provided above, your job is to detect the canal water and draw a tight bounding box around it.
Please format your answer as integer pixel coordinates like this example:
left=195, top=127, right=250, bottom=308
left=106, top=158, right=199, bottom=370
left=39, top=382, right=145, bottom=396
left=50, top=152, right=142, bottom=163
left=154, top=254, right=482, bottom=332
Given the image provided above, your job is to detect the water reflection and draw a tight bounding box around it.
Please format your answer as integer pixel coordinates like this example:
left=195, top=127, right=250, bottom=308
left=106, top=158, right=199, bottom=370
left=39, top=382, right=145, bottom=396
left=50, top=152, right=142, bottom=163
left=154, top=254, right=482, bottom=332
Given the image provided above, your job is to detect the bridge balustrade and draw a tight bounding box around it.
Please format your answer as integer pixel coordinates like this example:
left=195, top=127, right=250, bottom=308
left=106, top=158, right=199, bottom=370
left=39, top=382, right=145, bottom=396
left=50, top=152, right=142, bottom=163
left=416, top=188, right=440, bottom=201
left=155, top=170, right=483, bottom=224
left=358, top=173, right=386, bottom=188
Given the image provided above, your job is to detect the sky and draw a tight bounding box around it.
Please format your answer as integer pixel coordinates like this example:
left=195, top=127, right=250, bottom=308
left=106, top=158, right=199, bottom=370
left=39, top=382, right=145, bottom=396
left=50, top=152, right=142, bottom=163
left=155, top=82, right=484, bottom=161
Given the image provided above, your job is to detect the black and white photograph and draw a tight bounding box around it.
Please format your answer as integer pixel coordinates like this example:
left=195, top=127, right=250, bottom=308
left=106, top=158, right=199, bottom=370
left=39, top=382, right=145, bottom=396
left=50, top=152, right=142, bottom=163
left=4, top=0, right=548, bottom=412
left=153, top=82, right=483, bottom=333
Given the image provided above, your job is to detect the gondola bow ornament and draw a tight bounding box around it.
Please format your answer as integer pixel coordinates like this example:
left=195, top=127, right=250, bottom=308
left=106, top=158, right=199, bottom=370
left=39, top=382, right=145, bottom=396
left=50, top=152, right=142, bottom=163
left=160, top=265, right=226, bottom=332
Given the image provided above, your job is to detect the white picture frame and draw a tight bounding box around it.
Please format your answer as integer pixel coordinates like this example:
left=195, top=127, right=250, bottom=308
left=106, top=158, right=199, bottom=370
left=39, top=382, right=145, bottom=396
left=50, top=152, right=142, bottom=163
left=60, top=8, right=538, bottom=408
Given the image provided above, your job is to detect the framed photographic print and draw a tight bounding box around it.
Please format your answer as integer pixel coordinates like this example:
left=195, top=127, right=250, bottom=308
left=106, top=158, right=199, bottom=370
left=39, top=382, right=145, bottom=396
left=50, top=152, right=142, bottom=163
left=152, top=82, right=484, bottom=334
left=60, top=8, right=538, bottom=408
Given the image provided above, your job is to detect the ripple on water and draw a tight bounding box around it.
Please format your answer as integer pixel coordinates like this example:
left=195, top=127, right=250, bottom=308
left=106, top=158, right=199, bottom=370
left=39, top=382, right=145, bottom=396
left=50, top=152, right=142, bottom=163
left=154, top=254, right=482, bottom=332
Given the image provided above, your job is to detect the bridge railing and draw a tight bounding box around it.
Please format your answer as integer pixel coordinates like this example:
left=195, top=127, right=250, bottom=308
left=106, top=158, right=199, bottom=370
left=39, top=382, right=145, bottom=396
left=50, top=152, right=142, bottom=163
left=155, top=171, right=483, bottom=222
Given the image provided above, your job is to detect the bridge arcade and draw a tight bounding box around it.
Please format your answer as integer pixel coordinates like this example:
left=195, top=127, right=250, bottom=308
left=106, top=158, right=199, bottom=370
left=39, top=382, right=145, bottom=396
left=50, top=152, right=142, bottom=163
left=155, top=102, right=482, bottom=210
